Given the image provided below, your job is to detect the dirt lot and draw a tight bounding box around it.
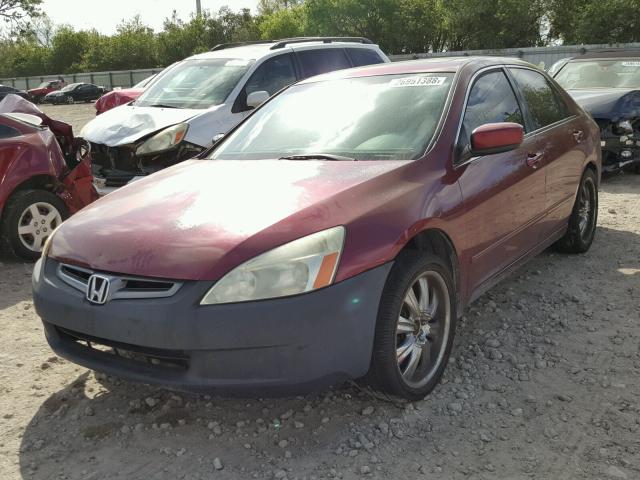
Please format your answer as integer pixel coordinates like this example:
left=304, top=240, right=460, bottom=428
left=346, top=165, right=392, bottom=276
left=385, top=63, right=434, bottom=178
left=0, top=105, right=639, bottom=479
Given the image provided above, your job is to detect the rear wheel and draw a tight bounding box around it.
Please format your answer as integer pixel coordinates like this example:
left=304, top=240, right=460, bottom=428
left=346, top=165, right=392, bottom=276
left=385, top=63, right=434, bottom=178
left=0, top=189, right=68, bottom=261
left=554, top=169, right=598, bottom=253
left=367, top=251, right=456, bottom=401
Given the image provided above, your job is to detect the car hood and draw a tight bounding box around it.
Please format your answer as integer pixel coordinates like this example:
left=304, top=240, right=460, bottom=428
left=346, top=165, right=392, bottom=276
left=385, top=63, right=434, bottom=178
left=566, top=88, right=640, bottom=120
left=49, top=159, right=409, bottom=281
left=79, top=104, right=207, bottom=147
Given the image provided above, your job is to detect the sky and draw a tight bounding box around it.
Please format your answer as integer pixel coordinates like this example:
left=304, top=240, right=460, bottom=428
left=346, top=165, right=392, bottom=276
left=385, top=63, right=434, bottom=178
left=40, top=0, right=261, bottom=34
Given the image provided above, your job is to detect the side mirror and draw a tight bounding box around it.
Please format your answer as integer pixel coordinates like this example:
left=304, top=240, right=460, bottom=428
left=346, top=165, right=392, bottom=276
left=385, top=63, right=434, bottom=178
left=470, top=122, right=524, bottom=156
left=246, top=90, right=270, bottom=109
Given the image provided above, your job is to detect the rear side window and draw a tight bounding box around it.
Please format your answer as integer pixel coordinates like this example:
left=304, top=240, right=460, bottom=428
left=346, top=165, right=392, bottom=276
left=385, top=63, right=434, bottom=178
left=509, top=68, right=571, bottom=131
left=346, top=48, right=385, bottom=67
left=460, top=70, right=524, bottom=149
left=296, top=49, right=351, bottom=78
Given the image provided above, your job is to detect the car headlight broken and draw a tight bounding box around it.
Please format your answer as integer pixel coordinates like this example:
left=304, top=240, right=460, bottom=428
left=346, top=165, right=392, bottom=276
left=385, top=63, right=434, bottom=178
left=200, top=226, right=346, bottom=305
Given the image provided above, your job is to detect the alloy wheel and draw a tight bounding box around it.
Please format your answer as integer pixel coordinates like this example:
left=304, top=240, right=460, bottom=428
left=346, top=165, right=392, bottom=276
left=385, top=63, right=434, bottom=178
left=396, top=270, right=451, bottom=388
left=17, top=202, right=61, bottom=252
left=577, top=178, right=595, bottom=238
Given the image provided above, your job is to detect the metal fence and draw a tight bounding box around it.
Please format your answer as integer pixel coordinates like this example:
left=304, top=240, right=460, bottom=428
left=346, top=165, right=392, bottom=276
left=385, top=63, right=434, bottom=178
left=0, top=68, right=163, bottom=91
left=2, top=42, right=640, bottom=90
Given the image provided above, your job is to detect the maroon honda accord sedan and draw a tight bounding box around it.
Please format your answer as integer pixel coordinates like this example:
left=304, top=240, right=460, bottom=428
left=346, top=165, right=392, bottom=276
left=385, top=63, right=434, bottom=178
left=32, top=57, right=600, bottom=400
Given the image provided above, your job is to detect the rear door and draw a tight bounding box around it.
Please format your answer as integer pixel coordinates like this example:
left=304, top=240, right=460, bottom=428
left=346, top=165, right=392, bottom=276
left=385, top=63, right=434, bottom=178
left=507, top=67, right=586, bottom=238
left=456, top=68, right=547, bottom=293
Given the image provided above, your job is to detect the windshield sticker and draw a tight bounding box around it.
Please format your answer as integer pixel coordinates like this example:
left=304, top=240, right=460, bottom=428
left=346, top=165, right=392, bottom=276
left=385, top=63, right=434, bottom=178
left=225, top=59, right=251, bottom=67
left=389, top=76, right=447, bottom=87
left=621, top=61, right=640, bottom=67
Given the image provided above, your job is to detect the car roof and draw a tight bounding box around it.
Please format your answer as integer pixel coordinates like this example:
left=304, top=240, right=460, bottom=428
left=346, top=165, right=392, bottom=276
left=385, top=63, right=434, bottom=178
left=188, top=37, right=381, bottom=62
left=573, top=50, right=640, bottom=60
left=297, top=56, right=538, bottom=84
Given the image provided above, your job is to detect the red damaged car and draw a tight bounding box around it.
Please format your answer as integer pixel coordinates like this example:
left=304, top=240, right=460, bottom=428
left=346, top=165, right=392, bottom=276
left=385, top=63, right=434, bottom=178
left=27, top=80, right=65, bottom=104
left=0, top=95, right=98, bottom=260
left=94, top=74, right=156, bottom=115
left=33, top=58, right=600, bottom=400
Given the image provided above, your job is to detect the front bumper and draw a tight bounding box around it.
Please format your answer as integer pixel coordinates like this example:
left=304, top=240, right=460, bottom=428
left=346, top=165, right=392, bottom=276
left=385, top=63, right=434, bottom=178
left=33, top=259, right=392, bottom=394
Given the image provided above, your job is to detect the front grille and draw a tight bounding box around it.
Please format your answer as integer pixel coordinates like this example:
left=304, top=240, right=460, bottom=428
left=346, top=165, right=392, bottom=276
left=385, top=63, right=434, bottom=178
left=57, top=263, right=183, bottom=300
left=57, top=327, right=189, bottom=370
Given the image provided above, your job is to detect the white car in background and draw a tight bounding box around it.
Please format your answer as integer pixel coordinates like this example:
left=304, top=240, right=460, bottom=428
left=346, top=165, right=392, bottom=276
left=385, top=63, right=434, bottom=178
left=81, top=37, right=389, bottom=195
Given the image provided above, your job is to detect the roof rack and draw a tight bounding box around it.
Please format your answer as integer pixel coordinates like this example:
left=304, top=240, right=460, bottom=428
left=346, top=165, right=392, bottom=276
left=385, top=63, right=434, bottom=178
left=211, top=40, right=275, bottom=51
left=270, top=37, right=373, bottom=50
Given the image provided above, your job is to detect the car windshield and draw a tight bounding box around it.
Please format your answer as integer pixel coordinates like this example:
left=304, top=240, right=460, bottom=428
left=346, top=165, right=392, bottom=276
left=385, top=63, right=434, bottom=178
left=135, top=58, right=252, bottom=109
left=61, top=83, right=81, bottom=92
left=134, top=74, right=155, bottom=88
left=38, top=82, right=50, bottom=88
left=210, top=73, right=454, bottom=161
left=555, top=59, right=640, bottom=89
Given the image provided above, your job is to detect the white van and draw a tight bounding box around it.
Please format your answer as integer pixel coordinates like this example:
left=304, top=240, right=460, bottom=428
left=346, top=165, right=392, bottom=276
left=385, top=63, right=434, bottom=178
left=81, top=37, right=389, bottom=194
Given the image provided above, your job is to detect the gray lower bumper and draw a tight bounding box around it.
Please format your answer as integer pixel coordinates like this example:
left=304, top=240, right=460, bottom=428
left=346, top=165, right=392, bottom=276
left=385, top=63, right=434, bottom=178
left=33, top=259, right=392, bottom=394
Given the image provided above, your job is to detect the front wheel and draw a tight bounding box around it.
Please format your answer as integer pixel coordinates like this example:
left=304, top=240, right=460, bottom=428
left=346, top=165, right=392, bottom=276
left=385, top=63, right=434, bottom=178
left=367, top=251, right=456, bottom=401
left=554, top=169, right=598, bottom=253
left=0, top=189, right=68, bottom=261
left=66, top=95, right=74, bottom=104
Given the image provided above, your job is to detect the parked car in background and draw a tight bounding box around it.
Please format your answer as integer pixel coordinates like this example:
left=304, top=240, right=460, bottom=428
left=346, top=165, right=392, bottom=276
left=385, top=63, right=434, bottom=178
left=33, top=57, right=600, bottom=400
left=95, top=74, right=157, bottom=115
left=80, top=37, right=389, bottom=195
left=0, top=85, right=29, bottom=102
left=553, top=50, right=640, bottom=173
left=44, top=83, right=108, bottom=105
left=27, top=80, right=65, bottom=103
left=0, top=94, right=98, bottom=260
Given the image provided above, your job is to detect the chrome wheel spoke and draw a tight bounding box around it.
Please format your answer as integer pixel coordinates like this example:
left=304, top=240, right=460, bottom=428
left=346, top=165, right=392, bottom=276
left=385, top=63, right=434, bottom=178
left=18, top=224, right=35, bottom=235
left=417, top=277, right=429, bottom=311
left=397, top=336, right=416, bottom=364
left=402, top=344, right=423, bottom=378
left=404, top=288, right=421, bottom=318
left=397, top=315, right=415, bottom=334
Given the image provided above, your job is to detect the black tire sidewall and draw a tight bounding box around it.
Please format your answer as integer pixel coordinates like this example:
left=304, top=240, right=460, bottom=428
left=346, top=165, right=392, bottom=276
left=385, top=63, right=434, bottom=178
left=570, top=170, right=598, bottom=252
left=1, top=190, right=69, bottom=261
left=369, top=251, right=457, bottom=401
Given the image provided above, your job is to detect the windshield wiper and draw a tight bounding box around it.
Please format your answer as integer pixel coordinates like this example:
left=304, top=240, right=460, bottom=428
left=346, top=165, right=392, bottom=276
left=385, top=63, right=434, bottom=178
left=148, top=103, right=178, bottom=109
left=278, top=153, right=357, bottom=161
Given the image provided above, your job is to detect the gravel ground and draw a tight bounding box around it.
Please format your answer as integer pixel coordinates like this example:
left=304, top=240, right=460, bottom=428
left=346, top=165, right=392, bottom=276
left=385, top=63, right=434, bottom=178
left=0, top=105, right=638, bottom=479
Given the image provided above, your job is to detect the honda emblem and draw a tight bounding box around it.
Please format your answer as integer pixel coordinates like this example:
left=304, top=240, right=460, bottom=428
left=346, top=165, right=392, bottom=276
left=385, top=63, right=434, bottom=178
left=86, top=275, right=110, bottom=305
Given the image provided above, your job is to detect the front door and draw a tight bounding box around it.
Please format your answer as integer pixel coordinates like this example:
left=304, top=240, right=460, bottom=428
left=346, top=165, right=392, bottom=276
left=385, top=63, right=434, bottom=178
left=454, top=69, right=547, bottom=294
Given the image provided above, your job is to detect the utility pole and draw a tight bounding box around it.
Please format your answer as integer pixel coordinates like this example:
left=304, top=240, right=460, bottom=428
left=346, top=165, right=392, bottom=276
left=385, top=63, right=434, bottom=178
left=196, top=0, right=202, bottom=16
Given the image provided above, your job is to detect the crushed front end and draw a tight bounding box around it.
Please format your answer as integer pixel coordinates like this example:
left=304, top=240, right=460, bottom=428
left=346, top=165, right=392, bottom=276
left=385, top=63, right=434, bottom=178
left=595, top=118, right=640, bottom=173
left=90, top=140, right=204, bottom=196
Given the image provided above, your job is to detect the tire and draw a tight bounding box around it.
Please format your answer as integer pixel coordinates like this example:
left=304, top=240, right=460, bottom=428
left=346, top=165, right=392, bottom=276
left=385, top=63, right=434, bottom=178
left=554, top=169, right=598, bottom=254
left=367, top=251, right=457, bottom=401
left=66, top=95, right=74, bottom=104
left=0, top=189, right=68, bottom=261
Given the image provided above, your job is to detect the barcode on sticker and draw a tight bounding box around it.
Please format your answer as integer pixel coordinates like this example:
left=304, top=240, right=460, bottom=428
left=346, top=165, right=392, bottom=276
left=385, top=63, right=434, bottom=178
left=390, top=76, right=447, bottom=87
left=621, top=61, right=640, bottom=67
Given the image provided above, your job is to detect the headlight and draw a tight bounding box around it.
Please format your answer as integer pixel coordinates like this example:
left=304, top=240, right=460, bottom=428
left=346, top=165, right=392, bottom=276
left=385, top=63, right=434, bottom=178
left=136, top=123, right=189, bottom=156
left=616, top=120, right=634, bottom=134
left=201, top=226, right=345, bottom=305
left=33, top=229, right=57, bottom=285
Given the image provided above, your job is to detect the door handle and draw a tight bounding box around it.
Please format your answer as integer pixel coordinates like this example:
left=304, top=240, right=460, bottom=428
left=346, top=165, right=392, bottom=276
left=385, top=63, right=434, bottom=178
left=573, top=130, right=584, bottom=143
left=526, top=152, right=544, bottom=168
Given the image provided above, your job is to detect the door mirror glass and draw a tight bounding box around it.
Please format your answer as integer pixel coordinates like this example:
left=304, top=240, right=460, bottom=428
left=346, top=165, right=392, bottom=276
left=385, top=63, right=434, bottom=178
left=246, top=90, right=270, bottom=109
left=470, top=122, right=524, bottom=155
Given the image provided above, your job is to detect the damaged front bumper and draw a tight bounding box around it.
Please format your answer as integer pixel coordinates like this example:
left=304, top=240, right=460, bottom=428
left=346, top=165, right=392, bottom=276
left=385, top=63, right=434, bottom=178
left=90, top=142, right=205, bottom=195
left=597, top=119, right=640, bottom=173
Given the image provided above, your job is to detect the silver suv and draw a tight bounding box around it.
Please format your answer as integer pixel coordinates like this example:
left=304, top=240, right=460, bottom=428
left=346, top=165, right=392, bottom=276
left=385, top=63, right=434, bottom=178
left=80, top=37, right=389, bottom=194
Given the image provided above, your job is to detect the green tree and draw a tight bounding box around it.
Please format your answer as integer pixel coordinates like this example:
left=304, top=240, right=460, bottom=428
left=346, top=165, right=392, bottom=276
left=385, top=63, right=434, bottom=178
left=259, top=5, right=306, bottom=39
left=49, top=26, right=91, bottom=73
left=0, top=0, right=41, bottom=25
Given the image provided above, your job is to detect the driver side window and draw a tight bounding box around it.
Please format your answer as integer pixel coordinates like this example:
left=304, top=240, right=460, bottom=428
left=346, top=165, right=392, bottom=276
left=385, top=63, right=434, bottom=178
left=233, top=54, right=297, bottom=113
left=459, top=70, right=524, bottom=156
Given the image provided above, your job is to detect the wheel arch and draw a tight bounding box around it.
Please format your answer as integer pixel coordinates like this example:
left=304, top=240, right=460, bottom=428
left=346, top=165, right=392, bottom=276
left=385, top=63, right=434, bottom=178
left=0, top=174, right=59, bottom=219
left=398, top=227, right=462, bottom=314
